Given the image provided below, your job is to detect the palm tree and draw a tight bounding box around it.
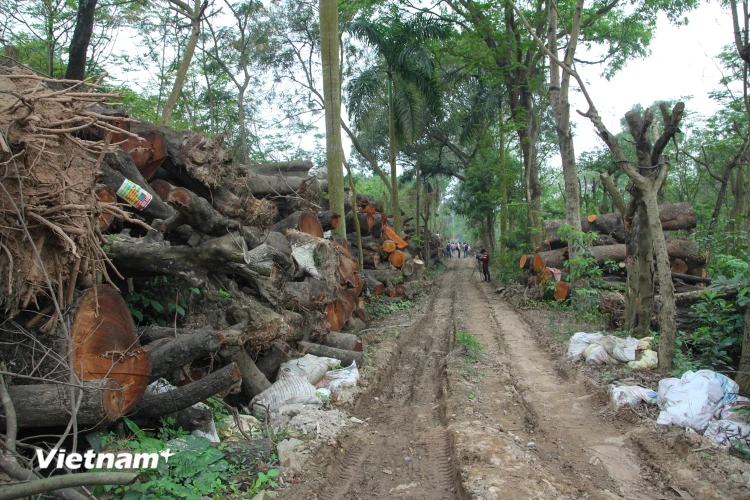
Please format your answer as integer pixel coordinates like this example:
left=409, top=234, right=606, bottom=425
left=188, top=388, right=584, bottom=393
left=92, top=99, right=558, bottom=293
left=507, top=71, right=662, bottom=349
left=346, top=9, right=450, bottom=233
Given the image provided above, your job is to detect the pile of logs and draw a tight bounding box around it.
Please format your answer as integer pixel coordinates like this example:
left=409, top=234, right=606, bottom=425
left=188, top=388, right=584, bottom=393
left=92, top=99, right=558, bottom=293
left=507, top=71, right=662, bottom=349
left=0, top=68, right=425, bottom=431
left=518, top=203, right=708, bottom=301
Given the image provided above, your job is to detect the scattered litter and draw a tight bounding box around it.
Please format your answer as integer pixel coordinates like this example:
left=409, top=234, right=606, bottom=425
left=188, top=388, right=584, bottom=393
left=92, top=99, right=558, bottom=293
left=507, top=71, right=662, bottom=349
left=656, top=370, right=739, bottom=431
left=278, top=354, right=341, bottom=385
left=568, top=332, right=653, bottom=367
left=610, top=385, right=657, bottom=410
left=349, top=417, right=364, bottom=424
left=382, top=468, right=393, bottom=475
left=316, top=361, right=360, bottom=394
left=637, top=337, right=654, bottom=350
left=316, top=387, right=331, bottom=400
left=704, top=420, right=750, bottom=452
left=627, top=349, right=658, bottom=370
left=219, top=413, right=262, bottom=441
left=251, top=375, right=321, bottom=418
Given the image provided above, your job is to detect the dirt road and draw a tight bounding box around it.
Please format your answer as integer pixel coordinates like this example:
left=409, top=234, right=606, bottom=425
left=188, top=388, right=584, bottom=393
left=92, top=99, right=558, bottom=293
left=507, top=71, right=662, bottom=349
left=285, top=258, right=744, bottom=499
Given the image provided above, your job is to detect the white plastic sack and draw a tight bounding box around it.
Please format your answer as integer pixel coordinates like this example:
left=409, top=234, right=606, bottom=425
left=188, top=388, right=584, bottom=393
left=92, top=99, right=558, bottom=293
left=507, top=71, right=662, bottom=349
left=637, top=337, right=654, bottom=351
left=704, top=420, right=750, bottom=452
left=656, top=370, right=740, bottom=431
left=278, top=354, right=341, bottom=385
left=627, top=349, right=658, bottom=370
left=251, top=375, right=321, bottom=418
left=584, top=344, right=615, bottom=365
left=567, top=332, right=603, bottom=362
left=315, top=361, right=360, bottom=393
left=597, top=336, right=638, bottom=362
left=610, top=385, right=658, bottom=410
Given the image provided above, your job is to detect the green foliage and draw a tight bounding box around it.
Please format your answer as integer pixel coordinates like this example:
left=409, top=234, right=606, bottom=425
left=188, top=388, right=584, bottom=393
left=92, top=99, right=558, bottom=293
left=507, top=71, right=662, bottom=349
left=364, top=296, right=413, bottom=319
left=456, top=331, right=483, bottom=360
left=677, top=290, right=747, bottom=371
left=709, top=253, right=748, bottom=280
left=247, top=469, right=280, bottom=497
left=96, top=418, right=236, bottom=500
left=124, top=277, right=200, bottom=326
left=217, top=289, right=232, bottom=299
left=557, top=224, right=604, bottom=283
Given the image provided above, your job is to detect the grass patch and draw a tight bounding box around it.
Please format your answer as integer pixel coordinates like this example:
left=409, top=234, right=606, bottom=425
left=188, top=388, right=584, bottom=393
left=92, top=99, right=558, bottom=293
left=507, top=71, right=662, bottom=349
left=456, top=330, right=483, bottom=360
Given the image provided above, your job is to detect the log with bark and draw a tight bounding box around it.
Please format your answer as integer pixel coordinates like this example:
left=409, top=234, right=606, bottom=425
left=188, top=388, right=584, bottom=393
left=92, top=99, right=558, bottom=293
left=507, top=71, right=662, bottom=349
left=219, top=347, right=272, bottom=401
left=318, top=210, right=342, bottom=231
left=130, top=363, right=242, bottom=418
left=1, top=379, right=123, bottom=429
left=255, top=341, right=295, bottom=381
left=402, top=259, right=425, bottom=282
left=297, top=341, right=364, bottom=367
left=543, top=202, right=697, bottom=249
left=346, top=212, right=376, bottom=234
left=318, top=332, right=363, bottom=352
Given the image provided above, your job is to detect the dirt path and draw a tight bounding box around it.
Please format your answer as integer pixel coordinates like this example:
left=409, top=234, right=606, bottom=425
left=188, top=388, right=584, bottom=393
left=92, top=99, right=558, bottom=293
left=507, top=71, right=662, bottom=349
left=285, top=258, right=735, bottom=499
left=285, top=260, right=464, bottom=499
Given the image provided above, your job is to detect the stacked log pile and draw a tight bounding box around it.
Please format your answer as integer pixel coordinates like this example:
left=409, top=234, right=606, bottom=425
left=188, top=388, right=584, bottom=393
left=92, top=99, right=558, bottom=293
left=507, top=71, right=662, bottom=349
left=0, top=67, right=425, bottom=431
left=519, top=203, right=707, bottom=301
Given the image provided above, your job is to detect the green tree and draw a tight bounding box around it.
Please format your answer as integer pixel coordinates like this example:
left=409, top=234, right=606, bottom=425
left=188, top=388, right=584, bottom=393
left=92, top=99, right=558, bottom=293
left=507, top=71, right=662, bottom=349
left=347, top=8, right=450, bottom=233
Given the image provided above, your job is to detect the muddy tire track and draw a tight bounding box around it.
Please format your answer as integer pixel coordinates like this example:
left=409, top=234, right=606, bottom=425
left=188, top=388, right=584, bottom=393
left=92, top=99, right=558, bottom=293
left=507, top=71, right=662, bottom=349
left=285, top=264, right=465, bottom=500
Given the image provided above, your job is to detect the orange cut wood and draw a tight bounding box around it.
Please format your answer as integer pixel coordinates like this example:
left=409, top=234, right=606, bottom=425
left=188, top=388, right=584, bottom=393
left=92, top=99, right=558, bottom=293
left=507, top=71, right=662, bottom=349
left=532, top=253, right=545, bottom=273
left=149, top=179, right=173, bottom=201
left=554, top=282, right=569, bottom=302
left=382, top=240, right=397, bottom=253
left=298, top=212, right=324, bottom=237
left=388, top=250, right=406, bottom=268
left=94, top=184, right=117, bottom=231
left=383, top=226, right=408, bottom=249
left=71, top=285, right=151, bottom=413
left=587, top=214, right=597, bottom=223
left=372, top=283, right=385, bottom=296
left=351, top=273, right=363, bottom=297
left=121, top=129, right=168, bottom=180
left=670, top=258, right=688, bottom=274
left=361, top=205, right=378, bottom=214
left=519, top=254, right=528, bottom=269
left=393, top=284, right=407, bottom=297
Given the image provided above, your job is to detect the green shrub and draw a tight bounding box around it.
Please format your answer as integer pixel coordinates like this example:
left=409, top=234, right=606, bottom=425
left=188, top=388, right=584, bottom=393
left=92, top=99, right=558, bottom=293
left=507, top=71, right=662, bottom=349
left=124, top=276, right=200, bottom=326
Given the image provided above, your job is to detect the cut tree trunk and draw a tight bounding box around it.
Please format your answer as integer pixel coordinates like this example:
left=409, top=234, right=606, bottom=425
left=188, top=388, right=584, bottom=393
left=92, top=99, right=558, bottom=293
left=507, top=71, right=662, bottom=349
left=249, top=160, right=313, bottom=176
left=1, top=379, right=123, bottom=429
left=219, top=347, right=271, bottom=401
left=388, top=250, right=406, bottom=268
left=165, top=187, right=239, bottom=235
left=255, top=341, right=295, bottom=381
left=145, top=327, right=247, bottom=381
left=318, top=210, right=341, bottom=231
left=318, top=332, right=363, bottom=352
left=95, top=184, right=116, bottom=231
left=99, top=150, right=175, bottom=221
left=274, top=211, right=324, bottom=238
left=71, top=285, right=151, bottom=413
left=346, top=212, right=375, bottom=234
left=383, top=226, right=408, bottom=249
left=298, top=341, right=363, bottom=367
left=130, top=363, right=241, bottom=418
left=403, top=259, right=425, bottom=282
left=283, top=279, right=330, bottom=310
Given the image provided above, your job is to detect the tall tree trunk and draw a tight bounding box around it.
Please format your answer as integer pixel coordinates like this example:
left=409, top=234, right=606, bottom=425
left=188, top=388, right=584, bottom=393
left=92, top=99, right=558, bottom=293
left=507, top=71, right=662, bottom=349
left=320, top=0, right=346, bottom=238
left=237, top=81, right=251, bottom=162
left=499, top=105, right=508, bottom=260
left=65, top=0, right=98, bottom=80
left=738, top=170, right=750, bottom=394
left=387, top=73, right=404, bottom=234
left=548, top=0, right=583, bottom=258
left=161, top=0, right=202, bottom=126
left=415, top=149, right=421, bottom=249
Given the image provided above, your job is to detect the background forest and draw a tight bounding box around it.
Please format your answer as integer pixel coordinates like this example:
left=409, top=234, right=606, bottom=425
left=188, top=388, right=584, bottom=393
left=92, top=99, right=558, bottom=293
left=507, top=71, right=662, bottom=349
left=3, top=0, right=750, bottom=389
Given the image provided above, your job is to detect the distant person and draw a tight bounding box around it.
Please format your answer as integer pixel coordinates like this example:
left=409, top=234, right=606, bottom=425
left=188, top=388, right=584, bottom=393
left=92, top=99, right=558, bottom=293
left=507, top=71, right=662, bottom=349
left=446, top=242, right=452, bottom=258
left=463, top=242, right=469, bottom=258
left=479, top=249, right=490, bottom=281
left=456, top=242, right=461, bottom=258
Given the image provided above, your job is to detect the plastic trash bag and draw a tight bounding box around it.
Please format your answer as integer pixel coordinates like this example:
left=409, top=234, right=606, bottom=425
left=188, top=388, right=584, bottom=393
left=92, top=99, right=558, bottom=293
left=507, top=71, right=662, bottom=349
left=627, top=349, right=658, bottom=370
left=656, top=370, right=740, bottom=431
left=567, top=332, right=604, bottom=362
left=251, top=375, right=321, bottom=418
left=278, top=354, right=341, bottom=385
left=597, top=336, right=638, bottom=362
left=316, top=361, right=360, bottom=394
left=637, top=337, right=654, bottom=350
left=704, top=420, right=750, bottom=452
left=610, top=385, right=658, bottom=410
left=583, top=344, right=615, bottom=365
